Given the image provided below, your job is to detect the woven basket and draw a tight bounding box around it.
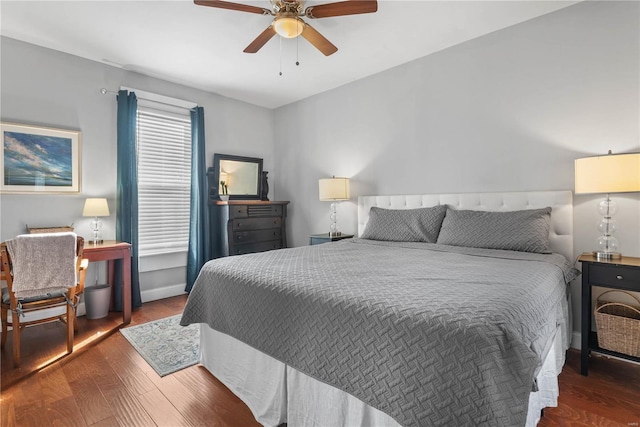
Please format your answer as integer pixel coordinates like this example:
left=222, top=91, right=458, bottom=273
left=594, top=290, right=640, bottom=358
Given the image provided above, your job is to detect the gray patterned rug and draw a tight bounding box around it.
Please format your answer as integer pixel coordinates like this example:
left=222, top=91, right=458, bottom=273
left=120, top=314, right=199, bottom=377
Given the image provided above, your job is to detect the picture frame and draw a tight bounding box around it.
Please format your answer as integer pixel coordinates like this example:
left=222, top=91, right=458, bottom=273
left=1, top=122, right=81, bottom=194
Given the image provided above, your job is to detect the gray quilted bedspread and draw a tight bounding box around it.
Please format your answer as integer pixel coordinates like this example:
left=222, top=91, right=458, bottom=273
left=181, top=239, right=579, bottom=427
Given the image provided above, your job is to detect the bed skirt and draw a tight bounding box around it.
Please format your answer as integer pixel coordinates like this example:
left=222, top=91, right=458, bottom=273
left=199, top=323, right=567, bottom=427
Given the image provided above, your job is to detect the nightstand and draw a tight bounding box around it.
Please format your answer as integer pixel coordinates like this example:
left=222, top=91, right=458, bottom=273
left=579, top=253, right=640, bottom=375
left=309, top=233, right=354, bottom=245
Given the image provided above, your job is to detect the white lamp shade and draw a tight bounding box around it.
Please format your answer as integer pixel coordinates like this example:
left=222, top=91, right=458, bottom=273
left=82, top=198, right=110, bottom=217
left=575, top=153, right=640, bottom=194
left=319, top=177, right=350, bottom=201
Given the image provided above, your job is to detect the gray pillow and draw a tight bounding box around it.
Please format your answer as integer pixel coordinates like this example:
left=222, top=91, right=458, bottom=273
left=361, top=205, right=447, bottom=243
left=436, top=207, right=552, bottom=253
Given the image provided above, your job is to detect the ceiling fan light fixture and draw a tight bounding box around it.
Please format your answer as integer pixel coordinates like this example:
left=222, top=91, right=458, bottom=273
left=274, top=17, right=304, bottom=38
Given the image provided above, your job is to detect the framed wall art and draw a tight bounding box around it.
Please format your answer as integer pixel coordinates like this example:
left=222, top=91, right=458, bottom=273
left=1, top=122, right=81, bottom=194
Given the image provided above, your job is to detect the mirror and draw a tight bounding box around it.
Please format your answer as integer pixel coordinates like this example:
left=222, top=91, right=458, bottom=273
left=209, top=153, right=263, bottom=200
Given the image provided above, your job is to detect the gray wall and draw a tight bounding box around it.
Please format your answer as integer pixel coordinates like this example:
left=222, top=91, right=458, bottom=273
left=0, top=37, right=275, bottom=301
left=273, top=1, right=640, bottom=344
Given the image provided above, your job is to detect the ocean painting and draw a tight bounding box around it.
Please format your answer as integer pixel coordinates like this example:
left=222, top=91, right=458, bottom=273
left=3, top=131, right=73, bottom=186
left=1, top=123, right=80, bottom=193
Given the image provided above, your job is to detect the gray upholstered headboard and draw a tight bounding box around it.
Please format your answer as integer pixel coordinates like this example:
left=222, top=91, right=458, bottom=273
left=358, top=191, right=574, bottom=261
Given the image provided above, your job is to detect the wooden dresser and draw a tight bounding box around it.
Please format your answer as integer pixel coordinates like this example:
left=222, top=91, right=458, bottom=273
left=210, top=200, right=289, bottom=258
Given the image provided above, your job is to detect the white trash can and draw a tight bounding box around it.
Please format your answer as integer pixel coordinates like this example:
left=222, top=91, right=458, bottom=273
left=84, top=284, right=111, bottom=319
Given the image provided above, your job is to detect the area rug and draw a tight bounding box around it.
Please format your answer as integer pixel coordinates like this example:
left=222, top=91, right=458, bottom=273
left=120, top=314, right=199, bottom=377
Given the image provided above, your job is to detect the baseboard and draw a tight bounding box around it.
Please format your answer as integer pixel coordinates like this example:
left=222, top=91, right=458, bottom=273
left=571, top=331, right=581, bottom=350
left=77, top=302, right=86, bottom=317
left=74, top=283, right=186, bottom=319
left=141, top=283, right=187, bottom=303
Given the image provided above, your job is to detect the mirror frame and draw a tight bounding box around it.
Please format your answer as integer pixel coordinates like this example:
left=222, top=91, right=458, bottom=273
left=209, top=153, right=263, bottom=200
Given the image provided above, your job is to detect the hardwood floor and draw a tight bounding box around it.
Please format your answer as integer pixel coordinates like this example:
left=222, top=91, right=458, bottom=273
left=2, top=295, right=639, bottom=427
left=1, top=295, right=260, bottom=427
left=540, top=351, right=640, bottom=426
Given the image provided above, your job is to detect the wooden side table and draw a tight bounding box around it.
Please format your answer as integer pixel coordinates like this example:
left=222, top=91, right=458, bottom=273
left=83, top=241, right=132, bottom=325
left=309, top=233, right=354, bottom=245
left=578, top=253, right=640, bottom=375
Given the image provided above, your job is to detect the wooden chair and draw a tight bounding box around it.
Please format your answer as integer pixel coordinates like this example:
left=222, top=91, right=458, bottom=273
left=0, top=234, right=88, bottom=367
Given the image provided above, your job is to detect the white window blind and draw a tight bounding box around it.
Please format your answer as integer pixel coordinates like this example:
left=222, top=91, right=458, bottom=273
left=137, top=107, right=192, bottom=256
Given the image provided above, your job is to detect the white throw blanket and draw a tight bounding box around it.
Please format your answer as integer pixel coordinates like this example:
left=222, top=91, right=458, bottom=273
left=6, top=232, right=77, bottom=298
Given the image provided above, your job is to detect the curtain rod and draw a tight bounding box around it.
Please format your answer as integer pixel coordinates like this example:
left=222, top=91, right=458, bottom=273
left=100, top=88, right=194, bottom=112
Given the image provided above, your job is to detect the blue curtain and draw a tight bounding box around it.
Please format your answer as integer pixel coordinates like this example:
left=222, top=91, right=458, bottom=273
left=186, top=106, right=210, bottom=292
left=115, top=90, right=142, bottom=310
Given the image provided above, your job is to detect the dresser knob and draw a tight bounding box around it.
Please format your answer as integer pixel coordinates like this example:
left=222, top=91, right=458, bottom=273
left=616, top=275, right=624, bottom=280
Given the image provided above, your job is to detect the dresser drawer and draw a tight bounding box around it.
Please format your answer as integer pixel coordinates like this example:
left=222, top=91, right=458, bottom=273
left=228, top=205, right=248, bottom=219
left=247, top=204, right=283, bottom=217
left=232, top=217, right=282, bottom=231
left=589, top=264, right=640, bottom=290
left=229, top=204, right=284, bottom=219
left=233, top=229, right=282, bottom=244
left=231, top=240, right=283, bottom=256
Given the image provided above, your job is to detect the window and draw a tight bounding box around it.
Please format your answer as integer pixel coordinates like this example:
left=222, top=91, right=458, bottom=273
left=137, top=106, right=192, bottom=256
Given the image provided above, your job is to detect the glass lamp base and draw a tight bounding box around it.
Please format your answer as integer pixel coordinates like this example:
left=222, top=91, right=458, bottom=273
left=595, top=251, right=622, bottom=260
left=328, top=202, right=341, bottom=238
left=594, top=195, right=621, bottom=261
left=90, top=217, right=103, bottom=244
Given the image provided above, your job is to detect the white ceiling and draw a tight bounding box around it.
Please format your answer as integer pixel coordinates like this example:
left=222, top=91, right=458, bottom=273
left=0, top=0, right=578, bottom=109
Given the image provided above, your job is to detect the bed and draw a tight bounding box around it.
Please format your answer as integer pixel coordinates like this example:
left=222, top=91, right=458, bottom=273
left=181, top=191, right=578, bottom=427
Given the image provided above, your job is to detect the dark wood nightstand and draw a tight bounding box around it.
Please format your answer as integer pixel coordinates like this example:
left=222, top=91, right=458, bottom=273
left=579, top=253, right=640, bottom=375
left=309, top=233, right=354, bottom=245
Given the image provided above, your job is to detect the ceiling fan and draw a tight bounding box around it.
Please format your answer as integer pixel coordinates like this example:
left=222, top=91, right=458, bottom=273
left=194, top=0, right=378, bottom=56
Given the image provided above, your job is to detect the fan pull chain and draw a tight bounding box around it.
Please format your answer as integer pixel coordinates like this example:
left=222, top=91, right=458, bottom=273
left=296, top=36, right=300, bottom=66
left=279, top=36, right=283, bottom=76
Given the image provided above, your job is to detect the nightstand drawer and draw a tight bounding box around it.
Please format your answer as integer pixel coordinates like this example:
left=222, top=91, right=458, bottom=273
left=589, top=264, right=640, bottom=290
left=234, top=229, right=282, bottom=244
left=232, top=217, right=282, bottom=231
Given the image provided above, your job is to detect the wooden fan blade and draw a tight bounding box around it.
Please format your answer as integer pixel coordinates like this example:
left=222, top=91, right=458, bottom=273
left=244, top=25, right=277, bottom=53
left=194, top=0, right=271, bottom=15
left=301, top=23, right=338, bottom=56
left=305, top=0, right=377, bottom=19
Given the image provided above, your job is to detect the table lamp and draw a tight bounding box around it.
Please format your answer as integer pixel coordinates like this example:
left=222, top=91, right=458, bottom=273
left=82, top=198, right=110, bottom=244
left=318, top=176, right=350, bottom=237
left=575, top=151, right=640, bottom=259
